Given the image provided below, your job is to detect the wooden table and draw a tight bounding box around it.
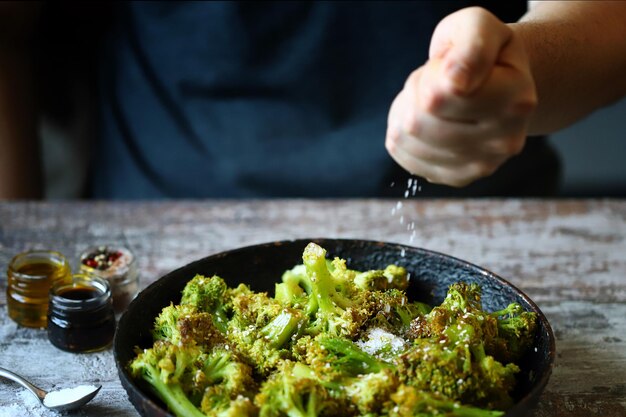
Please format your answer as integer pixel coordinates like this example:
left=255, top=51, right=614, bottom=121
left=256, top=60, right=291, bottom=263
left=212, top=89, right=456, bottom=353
left=0, top=200, right=625, bottom=417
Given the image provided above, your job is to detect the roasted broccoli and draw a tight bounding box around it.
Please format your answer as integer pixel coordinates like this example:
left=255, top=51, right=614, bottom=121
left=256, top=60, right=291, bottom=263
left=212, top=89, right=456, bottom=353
left=130, top=341, right=255, bottom=417
left=180, top=274, right=234, bottom=333
left=255, top=361, right=339, bottom=417
left=384, top=384, right=505, bottom=417
left=152, top=303, right=225, bottom=347
left=130, top=243, right=537, bottom=417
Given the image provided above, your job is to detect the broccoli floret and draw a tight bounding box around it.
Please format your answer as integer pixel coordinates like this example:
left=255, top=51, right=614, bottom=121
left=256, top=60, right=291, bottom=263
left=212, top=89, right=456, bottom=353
left=180, top=275, right=237, bottom=333
left=293, top=335, right=398, bottom=414
left=367, top=288, right=431, bottom=336
left=317, top=336, right=389, bottom=376
left=261, top=308, right=307, bottom=349
left=343, top=369, right=400, bottom=415
left=301, top=242, right=373, bottom=337
left=196, top=347, right=256, bottom=397
left=227, top=289, right=307, bottom=375
left=152, top=303, right=225, bottom=347
left=129, top=341, right=207, bottom=417
left=384, top=384, right=505, bottom=417
left=488, top=303, right=538, bottom=363
left=275, top=264, right=308, bottom=306
left=255, top=361, right=337, bottom=417
left=354, top=265, right=409, bottom=291
left=201, top=390, right=257, bottom=417
left=133, top=245, right=534, bottom=417
left=407, top=283, right=498, bottom=346
left=130, top=340, right=256, bottom=417
left=228, top=306, right=307, bottom=376
left=401, top=283, right=521, bottom=409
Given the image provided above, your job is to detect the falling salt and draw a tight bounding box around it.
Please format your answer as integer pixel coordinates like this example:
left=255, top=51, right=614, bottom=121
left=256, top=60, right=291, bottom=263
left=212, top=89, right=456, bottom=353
left=389, top=176, right=423, bottom=247
left=43, top=385, right=98, bottom=408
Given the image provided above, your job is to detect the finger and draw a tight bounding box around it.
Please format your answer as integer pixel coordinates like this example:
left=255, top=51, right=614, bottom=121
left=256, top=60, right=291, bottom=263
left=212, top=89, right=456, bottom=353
left=387, top=128, right=461, bottom=166
left=417, top=62, right=535, bottom=121
left=388, top=142, right=500, bottom=188
left=397, top=107, right=487, bottom=151
left=429, top=7, right=513, bottom=94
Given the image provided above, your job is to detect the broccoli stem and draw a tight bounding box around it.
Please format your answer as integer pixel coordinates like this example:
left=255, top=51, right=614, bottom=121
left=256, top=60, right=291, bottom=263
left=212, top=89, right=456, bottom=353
left=261, top=310, right=302, bottom=349
left=490, top=303, right=522, bottom=318
left=319, top=337, right=388, bottom=375
left=140, top=363, right=207, bottom=417
left=303, top=243, right=351, bottom=315
left=424, top=397, right=504, bottom=417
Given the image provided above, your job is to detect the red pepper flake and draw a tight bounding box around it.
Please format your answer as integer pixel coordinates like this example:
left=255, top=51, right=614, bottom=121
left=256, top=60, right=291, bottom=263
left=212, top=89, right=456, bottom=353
left=85, top=259, right=99, bottom=268
left=82, top=247, right=125, bottom=271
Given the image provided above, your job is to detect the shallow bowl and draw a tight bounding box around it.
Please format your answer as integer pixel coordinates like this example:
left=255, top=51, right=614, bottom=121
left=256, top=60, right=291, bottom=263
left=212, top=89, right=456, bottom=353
left=114, top=238, right=555, bottom=417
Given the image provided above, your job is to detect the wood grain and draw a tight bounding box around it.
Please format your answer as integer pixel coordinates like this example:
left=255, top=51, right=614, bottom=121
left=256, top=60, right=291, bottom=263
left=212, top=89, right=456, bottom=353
left=1, top=199, right=625, bottom=416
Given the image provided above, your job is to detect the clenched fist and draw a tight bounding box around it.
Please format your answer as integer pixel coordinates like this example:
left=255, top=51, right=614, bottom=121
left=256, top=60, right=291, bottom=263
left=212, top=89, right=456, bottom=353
left=386, top=7, right=537, bottom=187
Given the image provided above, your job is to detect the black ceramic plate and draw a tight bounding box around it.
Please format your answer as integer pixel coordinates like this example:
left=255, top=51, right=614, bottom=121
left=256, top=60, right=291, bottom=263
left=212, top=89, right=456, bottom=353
left=114, top=238, right=555, bottom=417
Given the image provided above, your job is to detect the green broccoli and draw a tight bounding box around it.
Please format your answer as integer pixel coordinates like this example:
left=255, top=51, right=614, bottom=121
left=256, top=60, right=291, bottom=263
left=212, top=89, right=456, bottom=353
left=227, top=306, right=307, bottom=376
left=255, top=361, right=337, bottom=417
left=301, top=242, right=373, bottom=337
left=293, top=335, right=397, bottom=415
left=384, top=384, right=505, bottom=417
left=152, top=303, right=224, bottom=347
left=129, top=341, right=208, bottom=417
left=131, top=244, right=536, bottom=417
left=201, top=391, right=257, bottom=417
left=130, top=341, right=256, bottom=417
left=354, top=264, right=409, bottom=291
left=488, top=303, right=538, bottom=363
left=401, top=283, right=525, bottom=409
left=180, top=275, right=235, bottom=333
left=367, top=288, right=431, bottom=336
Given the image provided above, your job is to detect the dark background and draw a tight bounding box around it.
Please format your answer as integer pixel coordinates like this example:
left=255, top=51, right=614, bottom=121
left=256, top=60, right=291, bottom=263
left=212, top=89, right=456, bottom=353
left=36, top=2, right=626, bottom=199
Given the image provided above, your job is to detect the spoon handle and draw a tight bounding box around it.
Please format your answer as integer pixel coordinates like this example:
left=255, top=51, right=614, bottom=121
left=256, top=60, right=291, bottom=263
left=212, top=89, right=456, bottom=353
left=0, top=366, right=47, bottom=402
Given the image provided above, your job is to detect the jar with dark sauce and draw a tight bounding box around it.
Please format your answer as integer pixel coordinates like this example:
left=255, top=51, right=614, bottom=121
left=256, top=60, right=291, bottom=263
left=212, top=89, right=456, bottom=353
left=47, top=274, right=116, bottom=352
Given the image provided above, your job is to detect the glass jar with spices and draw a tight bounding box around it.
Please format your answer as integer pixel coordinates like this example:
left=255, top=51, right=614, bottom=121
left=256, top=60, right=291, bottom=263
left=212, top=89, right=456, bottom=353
left=79, top=245, right=139, bottom=314
left=6, top=250, right=72, bottom=328
left=47, top=274, right=116, bottom=352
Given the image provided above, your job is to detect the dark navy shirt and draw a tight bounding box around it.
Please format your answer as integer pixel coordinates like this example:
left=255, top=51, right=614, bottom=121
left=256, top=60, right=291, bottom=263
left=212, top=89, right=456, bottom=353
left=94, top=1, right=560, bottom=199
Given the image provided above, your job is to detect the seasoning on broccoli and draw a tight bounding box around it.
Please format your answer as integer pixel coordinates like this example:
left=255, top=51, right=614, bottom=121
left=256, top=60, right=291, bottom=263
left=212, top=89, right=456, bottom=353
left=129, top=242, right=537, bottom=417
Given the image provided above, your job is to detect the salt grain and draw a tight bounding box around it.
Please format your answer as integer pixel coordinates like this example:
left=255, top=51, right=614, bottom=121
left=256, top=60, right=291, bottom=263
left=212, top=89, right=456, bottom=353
left=43, top=385, right=98, bottom=408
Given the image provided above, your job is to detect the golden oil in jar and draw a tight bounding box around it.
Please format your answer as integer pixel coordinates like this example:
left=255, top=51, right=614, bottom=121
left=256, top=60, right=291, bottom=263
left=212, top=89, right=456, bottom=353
left=6, top=251, right=72, bottom=328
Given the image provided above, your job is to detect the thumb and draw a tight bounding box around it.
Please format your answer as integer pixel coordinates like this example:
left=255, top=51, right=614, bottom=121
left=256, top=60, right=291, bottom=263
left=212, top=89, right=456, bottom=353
left=429, top=7, right=513, bottom=94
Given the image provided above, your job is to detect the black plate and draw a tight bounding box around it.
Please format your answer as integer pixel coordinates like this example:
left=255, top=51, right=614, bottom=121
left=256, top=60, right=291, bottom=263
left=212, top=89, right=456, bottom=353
left=114, top=238, right=555, bottom=417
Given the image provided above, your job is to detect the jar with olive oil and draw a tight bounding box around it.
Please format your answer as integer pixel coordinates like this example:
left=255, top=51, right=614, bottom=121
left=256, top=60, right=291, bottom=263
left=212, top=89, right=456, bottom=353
left=47, top=274, right=116, bottom=352
left=6, top=251, right=72, bottom=328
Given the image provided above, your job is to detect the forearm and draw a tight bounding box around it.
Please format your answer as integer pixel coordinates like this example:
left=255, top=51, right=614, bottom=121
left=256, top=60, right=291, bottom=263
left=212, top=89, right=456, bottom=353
left=0, top=2, right=42, bottom=199
left=511, top=1, right=626, bottom=135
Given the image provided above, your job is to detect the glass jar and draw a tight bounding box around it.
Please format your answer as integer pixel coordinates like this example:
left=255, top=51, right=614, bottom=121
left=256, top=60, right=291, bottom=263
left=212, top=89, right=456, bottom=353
left=78, top=245, right=139, bottom=314
left=47, top=274, right=116, bottom=353
left=6, top=250, right=72, bottom=328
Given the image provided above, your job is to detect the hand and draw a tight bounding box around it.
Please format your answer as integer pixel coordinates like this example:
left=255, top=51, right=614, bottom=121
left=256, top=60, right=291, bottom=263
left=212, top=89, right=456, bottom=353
left=385, top=7, right=537, bottom=187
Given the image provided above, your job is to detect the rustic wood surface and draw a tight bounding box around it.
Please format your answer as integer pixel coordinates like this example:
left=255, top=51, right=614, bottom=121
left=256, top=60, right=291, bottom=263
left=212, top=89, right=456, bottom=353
left=0, top=199, right=625, bottom=417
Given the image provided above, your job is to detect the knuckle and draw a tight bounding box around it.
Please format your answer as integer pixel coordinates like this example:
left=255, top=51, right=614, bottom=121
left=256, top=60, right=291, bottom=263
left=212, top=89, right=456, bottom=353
left=404, top=68, right=422, bottom=89
left=510, top=97, right=537, bottom=116
left=385, top=130, right=400, bottom=153
left=490, top=135, right=525, bottom=156
left=421, top=87, right=445, bottom=113
left=403, top=113, right=423, bottom=137
left=470, top=161, right=499, bottom=179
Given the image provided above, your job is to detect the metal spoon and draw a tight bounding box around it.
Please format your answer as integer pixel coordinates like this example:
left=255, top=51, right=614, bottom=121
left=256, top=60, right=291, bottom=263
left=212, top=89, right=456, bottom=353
left=0, top=366, right=101, bottom=412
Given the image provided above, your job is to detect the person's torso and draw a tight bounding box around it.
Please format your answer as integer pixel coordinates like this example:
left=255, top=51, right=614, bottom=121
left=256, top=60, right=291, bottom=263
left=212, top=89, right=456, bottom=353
left=94, top=1, right=559, bottom=199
